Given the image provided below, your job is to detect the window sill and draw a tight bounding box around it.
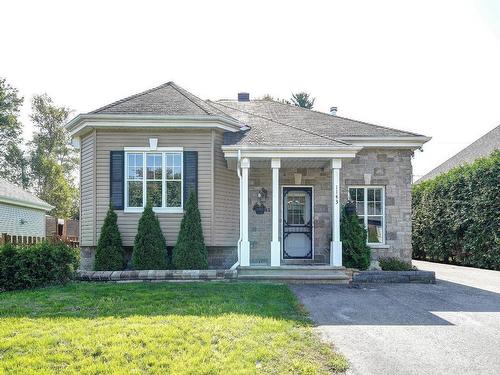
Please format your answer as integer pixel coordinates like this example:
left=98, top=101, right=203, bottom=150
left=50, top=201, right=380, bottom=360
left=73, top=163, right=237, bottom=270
left=124, top=207, right=184, bottom=214
left=368, top=244, right=389, bottom=249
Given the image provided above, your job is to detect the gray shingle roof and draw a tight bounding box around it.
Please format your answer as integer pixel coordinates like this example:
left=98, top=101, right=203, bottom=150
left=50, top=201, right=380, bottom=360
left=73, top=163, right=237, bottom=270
left=215, top=99, right=424, bottom=139
left=417, top=124, right=500, bottom=183
left=90, top=82, right=235, bottom=119
left=0, top=178, right=53, bottom=211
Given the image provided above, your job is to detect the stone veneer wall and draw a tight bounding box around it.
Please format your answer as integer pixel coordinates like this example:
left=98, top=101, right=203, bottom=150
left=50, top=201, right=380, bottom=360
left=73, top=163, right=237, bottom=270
left=248, top=148, right=414, bottom=265
left=341, top=149, right=413, bottom=262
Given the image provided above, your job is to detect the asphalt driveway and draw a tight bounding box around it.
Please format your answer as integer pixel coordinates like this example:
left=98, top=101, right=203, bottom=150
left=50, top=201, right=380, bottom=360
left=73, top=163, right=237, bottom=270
left=291, top=261, right=500, bottom=375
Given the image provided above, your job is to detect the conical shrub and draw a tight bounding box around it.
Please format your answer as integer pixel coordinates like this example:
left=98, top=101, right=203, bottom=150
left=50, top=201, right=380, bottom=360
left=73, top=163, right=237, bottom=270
left=94, top=205, right=124, bottom=270
left=132, top=204, right=168, bottom=270
left=172, top=190, right=208, bottom=269
left=341, top=205, right=371, bottom=270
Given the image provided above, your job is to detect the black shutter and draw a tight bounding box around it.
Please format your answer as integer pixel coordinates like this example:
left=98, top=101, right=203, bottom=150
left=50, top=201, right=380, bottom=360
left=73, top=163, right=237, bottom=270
left=110, top=151, right=124, bottom=210
left=183, top=151, right=198, bottom=203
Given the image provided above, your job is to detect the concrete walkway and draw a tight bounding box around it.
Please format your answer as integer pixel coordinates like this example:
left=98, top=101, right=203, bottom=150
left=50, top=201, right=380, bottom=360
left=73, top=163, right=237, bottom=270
left=291, top=261, right=500, bottom=375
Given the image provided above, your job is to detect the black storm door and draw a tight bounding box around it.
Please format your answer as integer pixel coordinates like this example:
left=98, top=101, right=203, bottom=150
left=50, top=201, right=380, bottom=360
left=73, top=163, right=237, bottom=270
left=282, top=187, right=313, bottom=259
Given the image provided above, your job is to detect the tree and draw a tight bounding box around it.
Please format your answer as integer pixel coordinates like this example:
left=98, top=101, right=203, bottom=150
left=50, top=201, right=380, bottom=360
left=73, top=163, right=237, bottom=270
left=29, top=94, right=79, bottom=218
left=259, top=94, right=291, bottom=104
left=94, top=205, right=124, bottom=271
left=132, top=204, right=168, bottom=269
left=0, top=78, right=28, bottom=186
left=340, top=205, right=371, bottom=270
left=291, top=92, right=315, bottom=109
left=172, top=190, right=208, bottom=269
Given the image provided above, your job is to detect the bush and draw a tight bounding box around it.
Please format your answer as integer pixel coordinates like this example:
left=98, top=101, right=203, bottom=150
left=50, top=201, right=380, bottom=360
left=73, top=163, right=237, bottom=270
left=132, top=204, right=168, bottom=270
left=94, top=205, right=124, bottom=271
left=0, top=241, right=80, bottom=291
left=379, top=257, right=415, bottom=271
left=412, top=150, right=500, bottom=270
left=172, top=190, right=208, bottom=270
left=341, top=206, right=371, bottom=270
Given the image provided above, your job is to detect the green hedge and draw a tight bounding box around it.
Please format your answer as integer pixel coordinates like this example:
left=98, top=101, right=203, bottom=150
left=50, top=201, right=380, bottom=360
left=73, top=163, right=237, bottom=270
left=412, top=150, right=500, bottom=270
left=0, top=241, right=80, bottom=291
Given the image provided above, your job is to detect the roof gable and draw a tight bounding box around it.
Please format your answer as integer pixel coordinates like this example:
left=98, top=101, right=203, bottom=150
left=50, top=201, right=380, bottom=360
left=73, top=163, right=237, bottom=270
left=0, top=178, right=53, bottom=211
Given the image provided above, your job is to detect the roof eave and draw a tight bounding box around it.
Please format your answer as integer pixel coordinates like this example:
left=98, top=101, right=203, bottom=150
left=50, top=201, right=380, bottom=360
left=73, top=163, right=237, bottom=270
left=337, top=136, right=431, bottom=149
left=65, top=114, right=245, bottom=138
left=0, top=196, right=54, bottom=212
left=222, top=145, right=362, bottom=159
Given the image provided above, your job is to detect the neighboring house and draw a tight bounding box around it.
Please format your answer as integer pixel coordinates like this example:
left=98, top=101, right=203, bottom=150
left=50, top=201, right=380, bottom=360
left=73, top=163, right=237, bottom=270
left=66, top=82, right=430, bottom=270
left=416, top=124, right=499, bottom=183
left=0, top=178, right=54, bottom=240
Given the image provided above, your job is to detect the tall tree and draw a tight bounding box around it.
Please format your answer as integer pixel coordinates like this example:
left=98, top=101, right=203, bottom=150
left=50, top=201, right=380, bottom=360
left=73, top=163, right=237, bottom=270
left=259, top=94, right=291, bottom=104
left=0, top=78, right=28, bottom=186
left=291, top=92, right=315, bottom=109
left=29, top=94, right=79, bottom=218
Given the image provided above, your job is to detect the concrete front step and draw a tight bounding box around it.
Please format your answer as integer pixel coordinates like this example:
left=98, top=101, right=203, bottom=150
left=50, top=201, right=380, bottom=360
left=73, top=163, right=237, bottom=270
left=237, top=266, right=351, bottom=282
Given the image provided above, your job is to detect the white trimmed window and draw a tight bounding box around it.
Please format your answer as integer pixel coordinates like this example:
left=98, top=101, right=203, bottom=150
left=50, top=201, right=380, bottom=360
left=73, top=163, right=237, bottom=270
left=125, top=150, right=183, bottom=213
left=348, top=186, right=385, bottom=244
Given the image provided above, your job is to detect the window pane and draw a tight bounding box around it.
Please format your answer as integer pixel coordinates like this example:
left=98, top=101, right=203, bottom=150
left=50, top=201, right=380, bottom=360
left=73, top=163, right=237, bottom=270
left=348, top=188, right=356, bottom=201
left=356, top=201, right=364, bottom=215
left=146, top=181, right=162, bottom=207
left=147, top=154, right=162, bottom=180
left=128, top=181, right=143, bottom=207
left=368, top=201, right=375, bottom=215
left=367, top=216, right=383, bottom=243
left=375, top=189, right=382, bottom=201
left=356, top=189, right=364, bottom=202
left=166, top=153, right=174, bottom=167
left=166, top=181, right=181, bottom=207
left=127, top=153, right=143, bottom=179
left=166, top=166, right=173, bottom=180
left=173, top=166, right=182, bottom=179
left=367, top=188, right=374, bottom=201
left=173, top=153, right=182, bottom=166
left=375, top=202, right=382, bottom=215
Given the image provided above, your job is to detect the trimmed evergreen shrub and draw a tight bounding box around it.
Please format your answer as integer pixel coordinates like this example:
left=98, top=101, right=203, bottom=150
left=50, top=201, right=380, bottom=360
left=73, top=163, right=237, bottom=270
left=341, top=206, right=371, bottom=270
left=172, top=190, right=208, bottom=270
left=0, top=241, right=80, bottom=291
left=412, top=150, right=500, bottom=270
left=379, top=257, right=415, bottom=271
left=132, top=204, right=168, bottom=270
left=94, top=205, right=124, bottom=271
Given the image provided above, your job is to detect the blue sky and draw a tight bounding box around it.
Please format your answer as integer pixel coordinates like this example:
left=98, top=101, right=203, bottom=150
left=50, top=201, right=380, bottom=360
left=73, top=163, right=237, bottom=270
left=1, top=0, right=499, bottom=179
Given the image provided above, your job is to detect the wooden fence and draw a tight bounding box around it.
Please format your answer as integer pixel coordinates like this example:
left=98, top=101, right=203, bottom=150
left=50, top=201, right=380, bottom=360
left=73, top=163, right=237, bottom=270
left=0, top=233, right=79, bottom=247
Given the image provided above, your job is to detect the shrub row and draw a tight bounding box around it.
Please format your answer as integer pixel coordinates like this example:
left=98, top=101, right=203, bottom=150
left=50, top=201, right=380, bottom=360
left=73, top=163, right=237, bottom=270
left=412, top=150, right=500, bottom=270
left=95, top=190, right=208, bottom=271
left=0, top=241, right=80, bottom=291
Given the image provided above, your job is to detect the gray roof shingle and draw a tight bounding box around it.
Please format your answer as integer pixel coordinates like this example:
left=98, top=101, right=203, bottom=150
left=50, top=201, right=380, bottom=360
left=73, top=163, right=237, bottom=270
left=417, top=124, right=500, bottom=182
left=0, top=178, right=53, bottom=211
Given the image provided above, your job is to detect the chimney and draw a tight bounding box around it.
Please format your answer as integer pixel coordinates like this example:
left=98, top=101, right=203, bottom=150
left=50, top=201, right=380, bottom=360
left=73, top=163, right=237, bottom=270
left=330, top=106, right=337, bottom=116
left=238, top=92, right=250, bottom=102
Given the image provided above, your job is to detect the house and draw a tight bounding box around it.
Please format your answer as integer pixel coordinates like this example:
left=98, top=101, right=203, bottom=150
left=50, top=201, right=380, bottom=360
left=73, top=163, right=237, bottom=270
left=0, top=178, right=54, bottom=242
left=66, top=82, right=430, bottom=270
left=416, top=124, right=499, bottom=182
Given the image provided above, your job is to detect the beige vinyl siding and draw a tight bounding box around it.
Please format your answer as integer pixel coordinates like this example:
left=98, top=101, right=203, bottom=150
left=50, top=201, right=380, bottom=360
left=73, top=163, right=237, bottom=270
left=213, top=131, right=240, bottom=245
left=80, top=131, right=96, bottom=246
left=95, top=129, right=213, bottom=247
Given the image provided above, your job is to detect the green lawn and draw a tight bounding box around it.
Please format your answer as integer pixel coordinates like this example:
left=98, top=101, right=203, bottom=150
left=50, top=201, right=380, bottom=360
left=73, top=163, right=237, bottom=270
left=0, top=282, right=347, bottom=374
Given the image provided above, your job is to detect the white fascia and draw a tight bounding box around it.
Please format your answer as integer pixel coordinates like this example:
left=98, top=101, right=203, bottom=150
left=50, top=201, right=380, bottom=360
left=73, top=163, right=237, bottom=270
left=65, top=114, right=245, bottom=138
left=0, top=197, right=54, bottom=212
left=336, top=136, right=431, bottom=149
left=222, top=145, right=362, bottom=159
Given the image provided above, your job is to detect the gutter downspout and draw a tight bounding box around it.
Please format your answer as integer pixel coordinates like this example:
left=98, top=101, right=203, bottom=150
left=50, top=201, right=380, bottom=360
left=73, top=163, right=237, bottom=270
left=230, top=149, right=242, bottom=271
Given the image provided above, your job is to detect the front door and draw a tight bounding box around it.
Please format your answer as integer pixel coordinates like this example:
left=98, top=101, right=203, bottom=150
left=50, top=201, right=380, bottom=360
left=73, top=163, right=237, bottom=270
left=282, top=187, right=313, bottom=259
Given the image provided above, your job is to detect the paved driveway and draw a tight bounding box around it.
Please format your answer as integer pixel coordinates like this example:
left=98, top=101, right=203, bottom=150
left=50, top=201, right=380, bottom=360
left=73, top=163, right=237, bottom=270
left=291, top=261, right=500, bottom=375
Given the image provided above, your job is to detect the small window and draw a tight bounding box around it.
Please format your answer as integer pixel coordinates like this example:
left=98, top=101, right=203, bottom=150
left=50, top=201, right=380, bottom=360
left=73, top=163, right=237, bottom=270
left=125, top=151, right=183, bottom=212
left=348, top=186, right=385, bottom=244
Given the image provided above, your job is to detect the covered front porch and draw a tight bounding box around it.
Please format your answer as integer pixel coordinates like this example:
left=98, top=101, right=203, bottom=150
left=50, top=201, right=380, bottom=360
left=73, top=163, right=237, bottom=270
left=223, top=146, right=360, bottom=269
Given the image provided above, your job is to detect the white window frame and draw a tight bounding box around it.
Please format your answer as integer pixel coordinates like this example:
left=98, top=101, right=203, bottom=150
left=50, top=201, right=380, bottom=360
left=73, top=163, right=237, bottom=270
left=124, top=147, right=184, bottom=214
left=348, top=186, right=386, bottom=246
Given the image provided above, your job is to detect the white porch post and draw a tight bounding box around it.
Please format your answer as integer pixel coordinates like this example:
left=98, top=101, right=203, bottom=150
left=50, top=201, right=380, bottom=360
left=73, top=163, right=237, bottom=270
left=240, top=157, right=251, bottom=266
left=270, top=158, right=281, bottom=266
left=330, top=159, right=343, bottom=266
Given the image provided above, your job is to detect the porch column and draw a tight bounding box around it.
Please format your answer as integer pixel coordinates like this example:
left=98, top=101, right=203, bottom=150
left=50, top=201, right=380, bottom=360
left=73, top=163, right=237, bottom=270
left=240, top=157, right=251, bottom=266
left=330, top=159, right=342, bottom=266
left=270, top=158, right=281, bottom=266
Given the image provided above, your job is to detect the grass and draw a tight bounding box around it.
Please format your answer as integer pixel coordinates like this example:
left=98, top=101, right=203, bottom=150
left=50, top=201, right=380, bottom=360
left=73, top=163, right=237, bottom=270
left=0, top=282, right=348, bottom=374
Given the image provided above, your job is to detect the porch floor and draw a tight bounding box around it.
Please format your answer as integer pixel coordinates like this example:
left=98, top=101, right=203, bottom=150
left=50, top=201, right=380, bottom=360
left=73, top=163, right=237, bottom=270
left=238, top=265, right=351, bottom=283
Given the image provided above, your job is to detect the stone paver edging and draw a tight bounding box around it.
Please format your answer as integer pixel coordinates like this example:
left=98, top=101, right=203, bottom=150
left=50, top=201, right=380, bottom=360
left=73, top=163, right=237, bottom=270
left=77, top=269, right=237, bottom=282
left=352, top=270, right=435, bottom=284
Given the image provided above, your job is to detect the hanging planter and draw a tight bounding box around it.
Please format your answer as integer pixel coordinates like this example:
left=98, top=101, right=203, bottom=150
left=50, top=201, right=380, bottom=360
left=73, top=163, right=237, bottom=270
left=345, top=200, right=357, bottom=216
left=253, top=202, right=266, bottom=215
